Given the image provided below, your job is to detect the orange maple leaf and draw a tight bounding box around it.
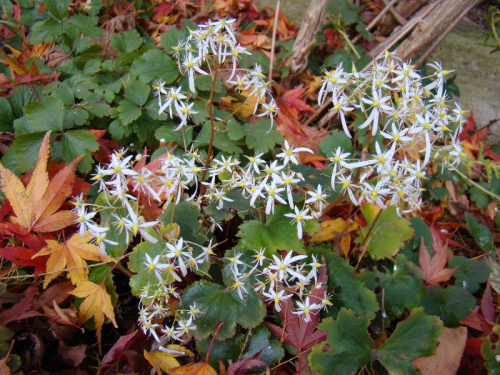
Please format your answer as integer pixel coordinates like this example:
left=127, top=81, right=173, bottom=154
left=0, top=131, right=82, bottom=233
left=70, top=280, right=117, bottom=354
left=169, top=362, right=217, bottom=375
left=416, top=238, right=457, bottom=285
left=33, top=232, right=105, bottom=287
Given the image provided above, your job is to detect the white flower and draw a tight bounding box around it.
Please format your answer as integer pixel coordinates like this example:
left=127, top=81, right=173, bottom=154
left=276, top=140, right=313, bottom=165
left=263, top=288, right=292, bottom=312
left=284, top=206, right=313, bottom=240
left=269, top=251, right=308, bottom=281
left=293, top=296, right=320, bottom=322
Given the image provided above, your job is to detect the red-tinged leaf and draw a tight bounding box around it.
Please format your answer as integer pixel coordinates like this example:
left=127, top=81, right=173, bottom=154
left=265, top=264, right=329, bottom=372
left=278, top=88, right=314, bottom=113
left=481, top=283, right=495, bottom=322
left=89, top=129, right=119, bottom=164
left=460, top=111, right=487, bottom=146
left=416, top=237, right=456, bottom=285
left=97, top=331, right=139, bottom=375
left=465, top=337, right=484, bottom=359
left=0, top=247, right=47, bottom=275
left=227, top=357, right=269, bottom=375
left=0, top=286, right=41, bottom=325
left=34, top=155, right=83, bottom=220
left=32, top=210, right=75, bottom=233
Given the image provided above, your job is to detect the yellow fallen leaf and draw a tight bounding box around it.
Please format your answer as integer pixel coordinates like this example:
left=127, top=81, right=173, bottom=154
left=144, top=350, right=180, bottom=375
left=161, top=344, right=194, bottom=357
left=340, top=234, right=351, bottom=257
left=70, top=280, right=117, bottom=353
left=310, top=218, right=357, bottom=242
left=33, top=232, right=104, bottom=287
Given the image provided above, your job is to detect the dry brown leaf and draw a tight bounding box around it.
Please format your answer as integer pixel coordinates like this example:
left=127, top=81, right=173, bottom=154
left=0, top=131, right=82, bottom=233
left=413, top=327, right=467, bottom=375
left=169, top=361, right=218, bottom=375
left=33, top=232, right=104, bottom=287
left=70, top=280, right=117, bottom=353
left=416, top=238, right=456, bottom=285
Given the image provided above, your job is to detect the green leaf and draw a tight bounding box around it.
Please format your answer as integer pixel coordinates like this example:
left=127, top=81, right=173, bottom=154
left=197, top=325, right=284, bottom=370
left=196, top=122, right=243, bottom=155
left=124, top=80, right=150, bottom=107
left=421, top=285, right=475, bottom=327
left=309, top=247, right=379, bottom=318
left=85, top=95, right=110, bottom=117
left=61, top=129, right=98, bottom=172
left=318, top=130, right=354, bottom=155
left=239, top=205, right=311, bottom=254
left=65, top=107, right=89, bottom=126
left=358, top=205, right=414, bottom=259
left=161, top=202, right=208, bottom=246
left=465, top=212, right=495, bottom=254
left=30, top=19, right=63, bottom=44
left=64, top=15, right=102, bottom=38
left=111, top=29, right=143, bottom=53
left=9, top=85, right=38, bottom=118
left=131, top=49, right=178, bottom=84
left=45, top=0, right=70, bottom=19
left=482, top=325, right=500, bottom=374
left=117, top=100, right=141, bottom=126
left=155, top=122, right=192, bottom=146
left=94, top=192, right=131, bottom=257
left=179, top=280, right=266, bottom=340
left=449, top=256, right=490, bottom=293
left=309, top=308, right=372, bottom=375
left=226, top=117, right=246, bottom=141
left=195, top=75, right=224, bottom=93
left=128, top=240, right=171, bottom=298
left=0, top=97, right=14, bottom=131
left=243, top=119, right=283, bottom=154
left=24, top=96, right=65, bottom=131
left=160, top=20, right=197, bottom=52
left=10, top=132, right=47, bottom=172
left=361, top=254, right=424, bottom=319
left=376, top=307, right=443, bottom=375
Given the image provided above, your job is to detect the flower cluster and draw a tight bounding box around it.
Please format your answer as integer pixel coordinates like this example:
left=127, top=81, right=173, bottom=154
left=155, top=17, right=278, bottom=130
left=318, top=52, right=468, bottom=213
left=78, top=17, right=469, bottom=349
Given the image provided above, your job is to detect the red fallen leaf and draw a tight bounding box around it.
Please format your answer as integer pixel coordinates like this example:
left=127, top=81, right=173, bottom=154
left=90, top=129, right=120, bottom=164
left=464, top=337, right=484, bottom=359
left=277, top=88, right=314, bottom=113
left=97, top=331, right=150, bottom=375
left=481, top=282, right=495, bottom=322
left=0, top=285, right=41, bottom=325
left=460, top=111, right=487, bottom=147
left=416, top=236, right=457, bottom=285
left=227, top=357, right=269, bottom=375
left=0, top=246, right=47, bottom=275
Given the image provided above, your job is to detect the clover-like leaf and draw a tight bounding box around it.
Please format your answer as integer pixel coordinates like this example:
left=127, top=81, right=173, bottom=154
left=179, top=280, right=266, bottom=341
left=376, top=307, right=443, bottom=374
left=449, top=255, right=490, bottom=293
left=309, top=308, right=372, bottom=374
left=421, top=285, right=475, bottom=327
left=361, top=254, right=424, bottom=319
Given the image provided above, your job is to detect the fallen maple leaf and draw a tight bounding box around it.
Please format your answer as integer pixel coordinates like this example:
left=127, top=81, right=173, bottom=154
left=33, top=232, right=105, bottom=287
left=169, top=361, right=217, bottom=375
left=70, top=280, right=118, bottom=354
left=0, top=131, right=82, bottom=233
left=416, top=238, right=457, bottom=285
